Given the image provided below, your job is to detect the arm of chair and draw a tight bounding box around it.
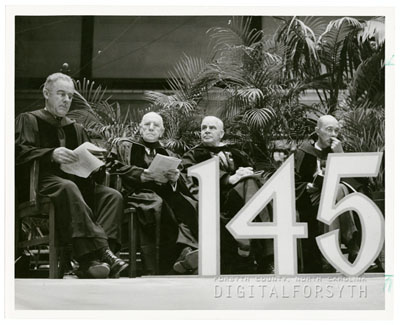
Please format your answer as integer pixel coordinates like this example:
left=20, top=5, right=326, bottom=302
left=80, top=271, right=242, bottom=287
left=17, top=159, right=40, bottom=211
left=29, top=160, right=39, bottom=204
left=18, top=159, right=52, bottom=215
left=104, top=171, right=111, bottom=187
left=105, top=173, right=123, bottom=191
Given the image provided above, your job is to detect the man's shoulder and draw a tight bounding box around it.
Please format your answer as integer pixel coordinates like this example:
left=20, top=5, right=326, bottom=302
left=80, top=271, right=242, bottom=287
left=297, top=141, right=318, bottom=156
left=18, top=109, right=77, bottom=126
left=225, top=144, right=247, bottom=156
left=116, top=136, right=152, bottom=146
left=112, top=137, right=138, bottom=153
left=182, top=144, right=212, bottom=164
left=184, top=144, right=214, bottom=156
left=15, top=110, right=42, bottom=130
left=186, top=143, right=205, bottom=152
left=17, top=109, right=41, bottom=120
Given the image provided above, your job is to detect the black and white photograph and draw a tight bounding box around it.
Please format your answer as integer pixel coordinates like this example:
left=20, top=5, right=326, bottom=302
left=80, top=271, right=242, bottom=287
left=3, top=2, right=397, bottom=320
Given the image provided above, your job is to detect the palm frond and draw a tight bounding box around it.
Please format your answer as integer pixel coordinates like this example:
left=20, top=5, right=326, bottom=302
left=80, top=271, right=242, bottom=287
left=318, top=17, right=363, bottom=41
left=302, top=16, right=328, bottom=39
left=145, top=91, right=178, bottom=108
left=207, top=16, right=263, bottom=54
left=237, top=87, right=264, bottom=104
left=244, top=107, right=276, bottom=129
left=74, top=78, right=111, bottom=107
left=346, top=47, right=385, bottom=107
left=162, top=54, right=220, bottom=113
left=217, top=88, right=248, bottom=119
left=358, top=17, right=385, bottom=46
left=341, top=106, right=384, bottom=156
left=275, top=16, right=320, bottom=77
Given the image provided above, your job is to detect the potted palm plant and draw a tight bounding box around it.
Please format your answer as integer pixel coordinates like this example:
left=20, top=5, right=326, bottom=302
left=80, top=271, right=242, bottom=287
left=341, top=106, right=385, bottom=212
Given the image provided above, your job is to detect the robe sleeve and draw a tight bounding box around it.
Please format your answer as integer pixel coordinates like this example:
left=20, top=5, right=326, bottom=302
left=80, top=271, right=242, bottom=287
left=106, top=140, right=145, bottom=184
left=294, top=149, right=310, bottom=200
left=181, top=149, right=202, bottom=198
left=221, top=147, right=255, bottom=189
left=181, top=147, right=235, bottom=196
left=15, top=112, right=55, bottom=166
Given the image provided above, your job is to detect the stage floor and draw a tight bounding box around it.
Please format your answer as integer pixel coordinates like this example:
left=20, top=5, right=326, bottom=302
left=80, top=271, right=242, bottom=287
left=14, top=273, right=385, bottom=310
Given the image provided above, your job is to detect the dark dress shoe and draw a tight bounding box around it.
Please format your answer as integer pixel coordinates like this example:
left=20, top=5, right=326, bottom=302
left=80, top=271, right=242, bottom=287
left=365, top=262, right=384, bottom=273
left=100, top=249, right=128, bottom=278
left=75, top=260, right=110, bottom=279
left=173, top=247, right=198, bottom=274
left=256, top=255, right=275, bottom=274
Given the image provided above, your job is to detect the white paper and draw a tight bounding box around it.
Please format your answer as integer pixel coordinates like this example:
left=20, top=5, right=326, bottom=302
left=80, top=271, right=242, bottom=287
left=60, top=142, right=106, bottom=178
left=147, top=153, right=181, bottom=183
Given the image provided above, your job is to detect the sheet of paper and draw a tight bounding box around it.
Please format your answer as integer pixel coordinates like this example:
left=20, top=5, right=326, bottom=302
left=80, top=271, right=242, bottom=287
left=147, top=153, right=181, bottom=183
left=60, top=142, right=106, bottom=178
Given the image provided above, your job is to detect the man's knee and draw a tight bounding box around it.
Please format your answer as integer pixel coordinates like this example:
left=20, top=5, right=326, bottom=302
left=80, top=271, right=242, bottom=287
left=99, top=185, right=124, bottom=206
left=109, top=188, right=124, bottom=207
left=58, top=179, right=81, bottom=195
left=105, top=186, right=123, bottom=198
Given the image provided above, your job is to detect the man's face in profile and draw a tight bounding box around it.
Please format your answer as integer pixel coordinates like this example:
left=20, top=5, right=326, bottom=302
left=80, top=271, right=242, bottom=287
left=316, top=118, right=340, bottom=148
left=201, top=117, right=224, bottom=147
left=44, top=79, right=74, bottom=118
left=140, top=113, right=164, bottom=143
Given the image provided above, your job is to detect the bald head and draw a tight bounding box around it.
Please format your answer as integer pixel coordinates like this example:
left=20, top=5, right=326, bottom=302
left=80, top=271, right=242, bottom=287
left=141, top=112, right=164, bottom=127
left=315, top=115, right=340, bottom=149
left=201, top=116, right=224, bottom=147
left=317, top=115, right=339, bottom=128
left=140, top=112, right=164, bottom=142
left=202, top=116, right=224, bottom=130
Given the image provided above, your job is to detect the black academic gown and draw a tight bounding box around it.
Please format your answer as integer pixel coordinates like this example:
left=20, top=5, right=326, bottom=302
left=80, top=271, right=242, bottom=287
left=107, top=137, right=198, bottom=275
left=15, top=109, right=123, bottom=258
left=182, top=143, right=273, bottom=274
left=295, top=141, right=362, bottom=272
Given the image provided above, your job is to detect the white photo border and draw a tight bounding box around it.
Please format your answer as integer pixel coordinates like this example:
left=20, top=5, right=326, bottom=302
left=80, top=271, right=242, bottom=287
left=3, top=3, right=397, bottom=320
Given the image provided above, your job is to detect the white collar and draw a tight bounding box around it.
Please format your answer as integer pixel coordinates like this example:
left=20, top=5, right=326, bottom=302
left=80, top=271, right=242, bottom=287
left=314, top=142, right=324, bottom=151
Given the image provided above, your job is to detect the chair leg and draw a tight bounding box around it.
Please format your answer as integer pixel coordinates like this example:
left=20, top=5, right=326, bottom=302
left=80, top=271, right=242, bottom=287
left=128, top=211, right=137, bottom=278
left=15, top=214, right=21, bottom=261
left=48, top=204, right=59, bottom=279
left=296, top=212, right=304, bottom=273
left=155, top=215, right=161, bottom=275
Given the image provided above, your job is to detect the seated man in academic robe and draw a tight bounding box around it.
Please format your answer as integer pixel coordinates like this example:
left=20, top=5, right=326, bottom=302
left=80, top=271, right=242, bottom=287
left=182, top=116, right=274, bottom=274
left=295, top=115, right=362, bottom=273
left=106, top=112, right=199, bottom=275
left=15, top=72, right=128, bottom=278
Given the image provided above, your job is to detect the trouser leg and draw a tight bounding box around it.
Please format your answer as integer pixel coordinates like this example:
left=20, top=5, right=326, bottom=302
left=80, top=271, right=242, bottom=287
left=298, top=206, right=322, bottom=273
left=220, top=179, right=272, bottom=274
left=162, top=191, right=198, bottom=248
left=39, top=174, right=108, bottom=259
left=324, top=184, right=358, bottom=245
left=93, top=184, right=124, bottom=252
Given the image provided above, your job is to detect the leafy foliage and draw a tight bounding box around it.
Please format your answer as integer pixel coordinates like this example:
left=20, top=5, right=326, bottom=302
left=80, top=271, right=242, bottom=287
left=341, top=106, right=385, bottom=192
left=276, top=16, right=385, bottom=113
left=72, top=16, right=385, bottom=195
left=68, top=78, right=151, bottom=149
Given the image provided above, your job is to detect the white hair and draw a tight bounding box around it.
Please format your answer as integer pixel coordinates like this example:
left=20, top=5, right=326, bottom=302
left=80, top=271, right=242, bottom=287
left=43, top=72, right=74, bottom=91
left=140, top=112, right=164, bottom=128
left=202, top=116, right=224, bottom=130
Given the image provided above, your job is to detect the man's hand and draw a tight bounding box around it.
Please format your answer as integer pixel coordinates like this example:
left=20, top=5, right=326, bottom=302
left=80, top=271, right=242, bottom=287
left=306, top=182, right=320, bottom=194
left=330, top=137, right=344, bottom=153
left=140, top=169, right=156, bottom=183
left=52, top=147, right=79, bottom=164
left=164, top=169, right=180, bottom=183
left=228, top=167, right=254, bottom=185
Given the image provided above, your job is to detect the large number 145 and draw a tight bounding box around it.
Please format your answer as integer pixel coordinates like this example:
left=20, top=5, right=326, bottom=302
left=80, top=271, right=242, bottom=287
left=188, top=153, right=384, bottom=277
